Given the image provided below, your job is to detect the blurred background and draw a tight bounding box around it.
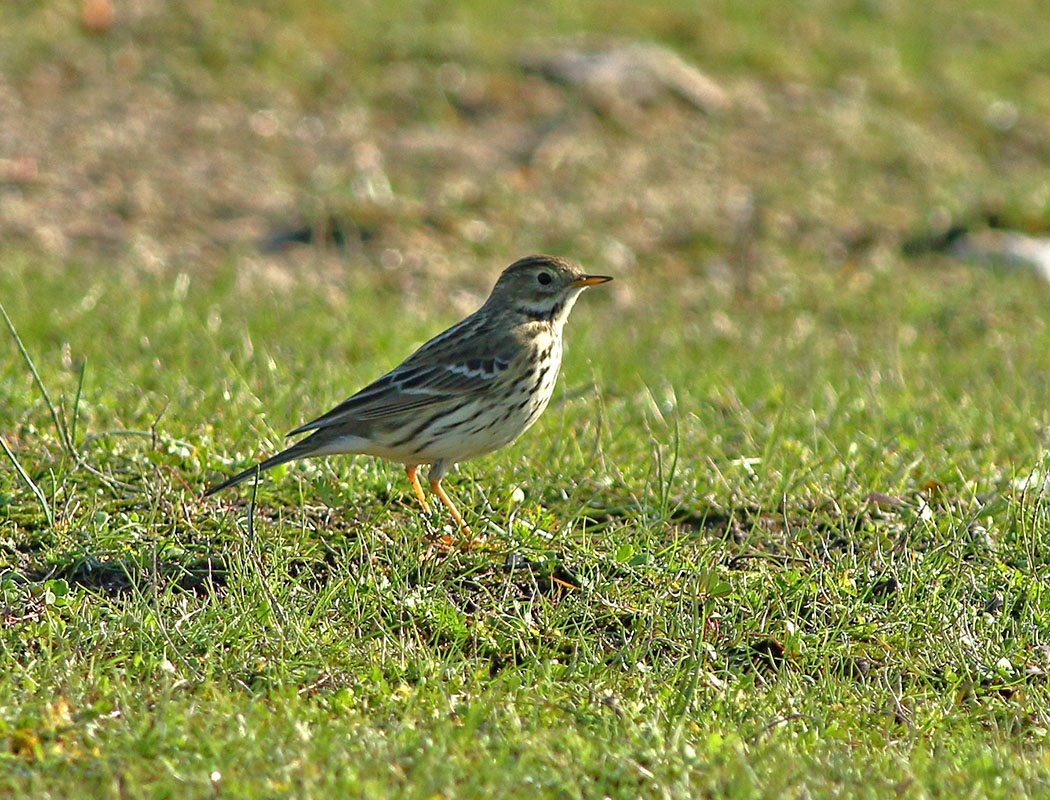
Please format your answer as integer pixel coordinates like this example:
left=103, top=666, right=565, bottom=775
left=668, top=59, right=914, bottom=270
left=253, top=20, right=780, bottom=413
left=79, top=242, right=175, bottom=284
left=3, top=0, right=1048, bottom=300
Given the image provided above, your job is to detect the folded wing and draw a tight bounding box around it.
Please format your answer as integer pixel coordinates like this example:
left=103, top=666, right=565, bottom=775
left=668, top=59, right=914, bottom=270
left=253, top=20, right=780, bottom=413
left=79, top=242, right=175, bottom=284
left=287, top=354, right=513, bottom=436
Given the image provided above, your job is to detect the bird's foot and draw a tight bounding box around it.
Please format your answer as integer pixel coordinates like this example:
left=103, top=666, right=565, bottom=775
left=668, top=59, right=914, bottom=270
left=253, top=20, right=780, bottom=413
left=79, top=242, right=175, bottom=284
left=457, top=530, right=488, bottom=552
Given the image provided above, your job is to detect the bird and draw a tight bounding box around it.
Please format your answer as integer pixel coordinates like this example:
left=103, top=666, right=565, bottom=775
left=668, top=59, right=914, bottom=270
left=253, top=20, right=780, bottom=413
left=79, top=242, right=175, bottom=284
left=204, top=255, right=612, bottom=537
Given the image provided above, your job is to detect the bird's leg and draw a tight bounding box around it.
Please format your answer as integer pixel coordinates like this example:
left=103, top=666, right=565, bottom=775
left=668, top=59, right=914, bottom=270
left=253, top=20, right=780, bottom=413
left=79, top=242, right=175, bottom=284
left=429, top=478, right=470, bottom=537
left=405, top=465, right=432, bottom=514
left=427, top=460, right=476, bottom=543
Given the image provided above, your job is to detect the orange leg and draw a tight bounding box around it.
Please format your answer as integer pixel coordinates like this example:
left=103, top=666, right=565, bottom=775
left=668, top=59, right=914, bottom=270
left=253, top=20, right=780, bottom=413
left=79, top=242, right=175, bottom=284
left=405, top=465, right=432, bottom=514
left=430, top=478, right=470, bottom=536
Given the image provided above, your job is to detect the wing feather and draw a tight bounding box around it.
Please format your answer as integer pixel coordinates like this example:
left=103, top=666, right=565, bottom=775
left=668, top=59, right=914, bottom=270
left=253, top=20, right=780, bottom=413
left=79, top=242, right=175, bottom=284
left=287, top=314, right=517, bottom=436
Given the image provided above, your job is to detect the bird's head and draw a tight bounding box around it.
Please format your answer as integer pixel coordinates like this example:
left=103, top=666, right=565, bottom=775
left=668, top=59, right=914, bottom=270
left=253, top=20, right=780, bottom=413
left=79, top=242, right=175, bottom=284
left=486, top=255, right=612, bottom=325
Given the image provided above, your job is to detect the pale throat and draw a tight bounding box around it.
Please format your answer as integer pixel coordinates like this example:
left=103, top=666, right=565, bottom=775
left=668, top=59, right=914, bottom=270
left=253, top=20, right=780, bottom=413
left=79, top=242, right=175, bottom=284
left=553, top=288, right=585, bottom=325
left=515, top=287, right=586, bottom=327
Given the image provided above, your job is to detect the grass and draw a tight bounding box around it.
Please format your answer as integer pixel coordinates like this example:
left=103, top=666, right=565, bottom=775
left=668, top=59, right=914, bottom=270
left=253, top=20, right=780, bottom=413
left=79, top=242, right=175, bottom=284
left=3, top=0, right=1050, bottom=797
left=5, top=254, right=1050, bottom=797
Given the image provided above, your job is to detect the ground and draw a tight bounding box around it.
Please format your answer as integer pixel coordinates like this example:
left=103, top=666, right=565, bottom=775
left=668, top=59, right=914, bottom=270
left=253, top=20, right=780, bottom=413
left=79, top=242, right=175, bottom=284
left=2, top=1, right=1050, bottom=797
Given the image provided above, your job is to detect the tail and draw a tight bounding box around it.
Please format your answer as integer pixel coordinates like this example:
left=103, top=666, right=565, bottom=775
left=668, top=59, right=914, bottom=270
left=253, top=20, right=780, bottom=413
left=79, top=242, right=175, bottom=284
left=203, top=439, right=314, bottom=497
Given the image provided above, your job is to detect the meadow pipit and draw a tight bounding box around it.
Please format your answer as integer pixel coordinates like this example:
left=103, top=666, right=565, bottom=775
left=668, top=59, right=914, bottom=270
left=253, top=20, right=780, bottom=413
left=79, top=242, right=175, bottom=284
left=205, top=255, right=612, bottom=536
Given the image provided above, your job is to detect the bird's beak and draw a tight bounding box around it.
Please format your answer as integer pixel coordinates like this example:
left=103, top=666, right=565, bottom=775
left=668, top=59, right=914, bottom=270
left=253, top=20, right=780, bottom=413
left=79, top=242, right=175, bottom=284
left=572, top=274, right=613, bottom=287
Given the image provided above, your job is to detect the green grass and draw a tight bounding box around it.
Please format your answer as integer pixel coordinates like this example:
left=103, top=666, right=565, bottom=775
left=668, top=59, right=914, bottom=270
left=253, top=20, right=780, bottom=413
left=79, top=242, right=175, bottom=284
left=3, top=0, right=1050, bottom=797
left=5, top=254, right=1050, bottom=797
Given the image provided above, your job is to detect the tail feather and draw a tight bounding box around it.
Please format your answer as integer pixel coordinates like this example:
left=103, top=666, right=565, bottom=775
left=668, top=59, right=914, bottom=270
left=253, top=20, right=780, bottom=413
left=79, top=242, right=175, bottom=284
left=203, top=440, right=311, bottom=497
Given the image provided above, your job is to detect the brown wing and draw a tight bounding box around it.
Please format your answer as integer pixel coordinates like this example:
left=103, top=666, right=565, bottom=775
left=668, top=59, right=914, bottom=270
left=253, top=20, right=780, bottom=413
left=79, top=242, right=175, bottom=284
left=286, top=313, right=518, bottom=436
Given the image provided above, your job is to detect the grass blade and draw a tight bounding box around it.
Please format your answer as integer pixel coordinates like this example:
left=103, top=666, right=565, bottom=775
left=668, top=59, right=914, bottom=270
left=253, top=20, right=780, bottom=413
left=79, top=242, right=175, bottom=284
left=0, top=435, right=54, bottom=528
left=0, top=300, right=74, bottom=457
left=70, top=357, right=87, bottom=449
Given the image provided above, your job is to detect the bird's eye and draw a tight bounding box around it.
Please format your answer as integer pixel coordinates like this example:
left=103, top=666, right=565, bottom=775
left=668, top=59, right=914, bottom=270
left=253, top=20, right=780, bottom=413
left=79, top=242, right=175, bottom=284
left=537, top=272, right=552, bottom=285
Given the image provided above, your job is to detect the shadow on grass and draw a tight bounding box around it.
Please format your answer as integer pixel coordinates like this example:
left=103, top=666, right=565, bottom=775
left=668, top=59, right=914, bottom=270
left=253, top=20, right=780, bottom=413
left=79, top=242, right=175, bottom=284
left=26, top=553, right=228, bottom=597
left=577, top=493, right=939, bottom=566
